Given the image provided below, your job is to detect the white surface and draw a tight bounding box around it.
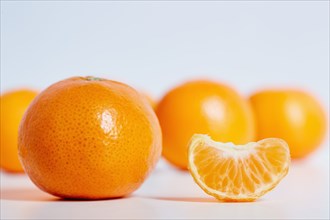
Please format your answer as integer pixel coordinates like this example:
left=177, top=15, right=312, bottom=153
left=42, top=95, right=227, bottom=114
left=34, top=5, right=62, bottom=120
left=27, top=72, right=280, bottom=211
left=1, top=159, right=329, bottom=219
left=1, top=1, right=329, bottom=219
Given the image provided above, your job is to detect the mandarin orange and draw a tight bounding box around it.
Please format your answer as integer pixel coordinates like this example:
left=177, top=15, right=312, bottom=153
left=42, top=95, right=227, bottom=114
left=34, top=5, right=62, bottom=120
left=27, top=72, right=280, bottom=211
left=249, top=89, right=327, bottom=159
left=18, top=76, right=162, bottom=199
left=156, top=80, right=255, bottom=169
left=1, top=89, right=38, bottom=172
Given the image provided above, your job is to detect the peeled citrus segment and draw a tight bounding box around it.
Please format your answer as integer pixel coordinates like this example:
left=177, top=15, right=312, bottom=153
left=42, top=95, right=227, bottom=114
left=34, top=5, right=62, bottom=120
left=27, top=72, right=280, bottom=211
left=188, top=134, right=290, bottom=202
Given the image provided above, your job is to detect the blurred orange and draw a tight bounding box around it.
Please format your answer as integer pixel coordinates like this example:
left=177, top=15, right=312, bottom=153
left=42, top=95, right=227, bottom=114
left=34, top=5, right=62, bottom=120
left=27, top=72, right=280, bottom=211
left=249, top=89, right=327, bottom=159
left=18, top=76, right=162, bottom=199
left=1, top=89, right=38, bottom=173
left=156, top=80, right=256, bottom=169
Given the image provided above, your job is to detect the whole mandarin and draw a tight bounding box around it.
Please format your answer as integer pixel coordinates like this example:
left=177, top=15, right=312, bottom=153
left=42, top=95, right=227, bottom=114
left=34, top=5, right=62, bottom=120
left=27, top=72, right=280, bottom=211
left=18, top=76, right=162, bottom=199
left=156, top=80, right=255, bottom=169
left=1, top=89, right=38, bottom=173
left=249, top=89, right=327, bottom=159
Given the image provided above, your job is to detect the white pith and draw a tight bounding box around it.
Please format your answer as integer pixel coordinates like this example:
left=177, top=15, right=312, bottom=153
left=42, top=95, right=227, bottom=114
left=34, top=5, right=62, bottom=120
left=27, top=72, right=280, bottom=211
left=188, top=134, right=290, bottom=201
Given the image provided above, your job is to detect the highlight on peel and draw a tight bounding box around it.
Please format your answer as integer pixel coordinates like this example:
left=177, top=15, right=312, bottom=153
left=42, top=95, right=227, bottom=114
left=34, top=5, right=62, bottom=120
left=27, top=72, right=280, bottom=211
left=188, top=134, right=290, bottom=202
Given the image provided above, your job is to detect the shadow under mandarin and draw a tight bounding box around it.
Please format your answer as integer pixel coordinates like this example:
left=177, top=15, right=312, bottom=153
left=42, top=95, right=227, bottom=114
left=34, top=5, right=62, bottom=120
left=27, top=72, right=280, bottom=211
left=0, top=188, right=58, bottom=202
left=141, top=196, right=265, bottom=203
left=0, top=187, right=133, bottom=202
left=142, top=196, right=219, bottom=203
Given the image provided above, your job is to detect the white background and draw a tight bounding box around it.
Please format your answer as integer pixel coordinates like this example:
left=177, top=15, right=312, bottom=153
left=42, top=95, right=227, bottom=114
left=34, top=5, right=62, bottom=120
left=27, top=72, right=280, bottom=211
left=1, top=1, right=329, bottom=219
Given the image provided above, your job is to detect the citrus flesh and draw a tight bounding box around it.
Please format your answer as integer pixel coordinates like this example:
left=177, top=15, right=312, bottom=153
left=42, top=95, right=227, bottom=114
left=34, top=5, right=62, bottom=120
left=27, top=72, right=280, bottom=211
left=188, top=134, right=290, bottom=202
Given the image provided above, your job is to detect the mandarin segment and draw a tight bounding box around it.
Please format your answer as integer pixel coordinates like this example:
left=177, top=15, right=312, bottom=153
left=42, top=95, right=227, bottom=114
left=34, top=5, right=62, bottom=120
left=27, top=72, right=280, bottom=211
left=18, top=76, right=162, bottom=199
left=188, top=134, right=290, bottom=202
